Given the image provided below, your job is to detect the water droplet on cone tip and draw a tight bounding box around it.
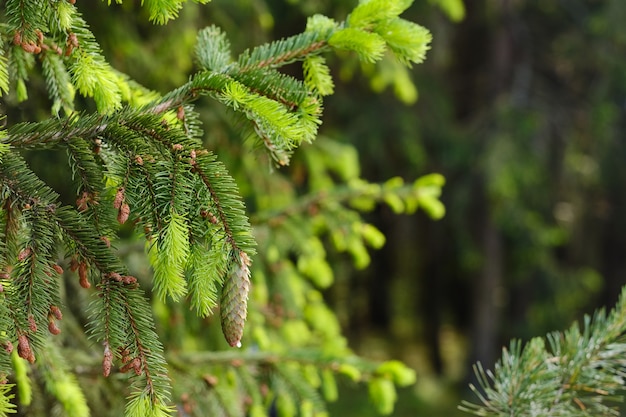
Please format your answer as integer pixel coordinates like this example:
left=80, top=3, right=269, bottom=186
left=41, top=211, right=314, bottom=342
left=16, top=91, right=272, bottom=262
left=236, top=341, right=242, bottom=348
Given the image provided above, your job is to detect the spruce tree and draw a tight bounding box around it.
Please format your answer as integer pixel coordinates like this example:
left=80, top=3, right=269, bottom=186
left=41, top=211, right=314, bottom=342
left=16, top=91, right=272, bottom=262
left=0, top=1, right=440, bottom=416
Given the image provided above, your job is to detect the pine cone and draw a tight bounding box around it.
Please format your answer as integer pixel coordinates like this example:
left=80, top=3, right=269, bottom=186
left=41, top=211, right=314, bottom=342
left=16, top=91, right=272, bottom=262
left=220, top=251, right=251, bottom=348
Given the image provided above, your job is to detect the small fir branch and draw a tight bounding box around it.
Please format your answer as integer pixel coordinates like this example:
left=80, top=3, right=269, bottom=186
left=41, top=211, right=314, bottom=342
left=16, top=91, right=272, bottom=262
left=38, top=341, right=90, bottom=417
left=237, top=31, right=327, bottom=72
left=191, top=152, right=256, bottom=254
left=149, top=212, right=190, bottom=301
left=68, top=15, right=122, bottom=112
left=41, top=52, right=75, bottom=115
left=230, top=68, right=311, bottom=110
left=0, top=48, right=9, bottom=95
left=373, top=18, right=432, bottom=66
left=347, top=0, right=412, bottom=29
left=274, top=362, right=326, bottom=413
left=4, top=0, right=47, bottom=45
left=186, top=241, right=229, bottom=317
left=0, top=383, right=16, bottom=415
left=90, top=278, right=172, bottom=413
left=195, top=25, right=232, bottom=72
left=303, top=55, right=335, bottom=96
left=8, top=46, right=34, bottom=101
left=461, top=286, right=626, bottom=416
left=328, top=28, right=387, bottom=63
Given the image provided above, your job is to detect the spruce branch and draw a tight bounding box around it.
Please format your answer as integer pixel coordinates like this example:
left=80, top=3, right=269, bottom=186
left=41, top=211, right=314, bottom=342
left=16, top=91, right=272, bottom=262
left=461, top=286, right=626, bottom=416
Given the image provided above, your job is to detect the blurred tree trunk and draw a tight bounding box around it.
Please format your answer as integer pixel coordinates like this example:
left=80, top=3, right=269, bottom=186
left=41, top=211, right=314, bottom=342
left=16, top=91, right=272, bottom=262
left=468, top=0, right=517, bottom=369
left=471, top=214, right=503, bottom=369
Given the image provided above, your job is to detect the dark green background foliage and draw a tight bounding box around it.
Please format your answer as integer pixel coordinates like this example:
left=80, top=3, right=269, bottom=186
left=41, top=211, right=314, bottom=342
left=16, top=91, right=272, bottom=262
left=3, top=0, right=626, bottom=416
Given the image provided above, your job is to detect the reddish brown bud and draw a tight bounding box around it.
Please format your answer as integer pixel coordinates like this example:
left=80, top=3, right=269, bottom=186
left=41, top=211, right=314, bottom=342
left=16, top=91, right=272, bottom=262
left=21, top=42, right=36, bottom=53
left=117, top=203, right=130, bottom=224
left=4, top=341, right=13, bottom=354
left=28, top=315, right=37, bottom=332
left=122, top=275, right=137, bottom=285
left=100, top=236, right=111, bottom=248
left=50, top=305, right=63, bottom=320
left=78, top=263, right=90, bottom=289
left=132, top=357, right=142, bottom=375
left=18, top=248, right=31, bottom=262
left=176, top=106, right=185, bottom=120
left=52, top=264, right=64, bottom=275
left=68, top=32, right=78, bottom=47
left=17, top=334, right=35, bottom=363
left=76, top=191, right=89, bottom=212
left=107, top=272, right=122, bottom=282
left=202, top=374, right=219, bottom=387
left=48, top=321, right=61, bottom=335
left=120, top=357, right=141, bottom=374
left=135, top=155, right=143, bottom=165
left=113, top=188, right=124, bottom=210
left=13, top=31, right=21, bottom=45
left=69, top=257, right=79, bottom=272
left=172, top=143, right=183, bottom=151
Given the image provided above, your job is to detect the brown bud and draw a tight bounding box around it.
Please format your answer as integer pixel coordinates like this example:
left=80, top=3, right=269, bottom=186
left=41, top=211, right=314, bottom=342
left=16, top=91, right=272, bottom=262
left=113, top=188, right=124, bottom=210
left=4, top=341, right=13, bottom=354
left=13, top=31, right=21, bottom=45
left=78, top=263, right=90, bottom=289
left=112, top=272, right=122, bottom=281
left=120, top=357, right=140, bottom=374
left=176, top=106, right=185, bottom=120
left=18, top=248, right=31, bottom=262
left=202, top=374, right=219, bottom=387
left=17, top=334, right=35, bottom=363
left=122, top=275, right=137, bottom=285
left=28, top=315, right=37, bottom=332
left=103, top=343, right=113, bottom=377
left=48, top=321, right=61, bottom=335
left=132, top=357, right=142, bottom=375
left=99, top=236, right=111, bottom=248
left=76, top=191, right=89, bottom=212
left=21, top=42, right=36, bottom=53
left=50, top=305, right=63, bottom=320
left=69, top=257, right=79, bottom=272
left=68, top=32, right=78, bottom=47
left=172, top=143, right=183, bottom=151
left=117, top=203, right=130, bottom=224
left=135, top=155, right=143, bottom=165
left=52, top=264, right=64, bottom=275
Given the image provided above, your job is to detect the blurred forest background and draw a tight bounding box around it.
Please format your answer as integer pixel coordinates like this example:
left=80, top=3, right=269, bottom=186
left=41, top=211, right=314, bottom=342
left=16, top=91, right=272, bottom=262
left=12, top=0, right=626, bottom=415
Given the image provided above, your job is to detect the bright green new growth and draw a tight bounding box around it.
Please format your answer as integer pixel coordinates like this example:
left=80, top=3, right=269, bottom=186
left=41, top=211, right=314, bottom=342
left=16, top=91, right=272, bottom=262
left=0, top=0, right=438, bottom=416
left=149, top=212, right=190, bottom=301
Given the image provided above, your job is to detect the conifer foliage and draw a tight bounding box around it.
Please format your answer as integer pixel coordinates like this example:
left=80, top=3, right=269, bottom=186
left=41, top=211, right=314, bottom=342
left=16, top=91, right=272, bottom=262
left=0, top=0, right=437, bottom=416
left=461, top=286, right=626, bottom=416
